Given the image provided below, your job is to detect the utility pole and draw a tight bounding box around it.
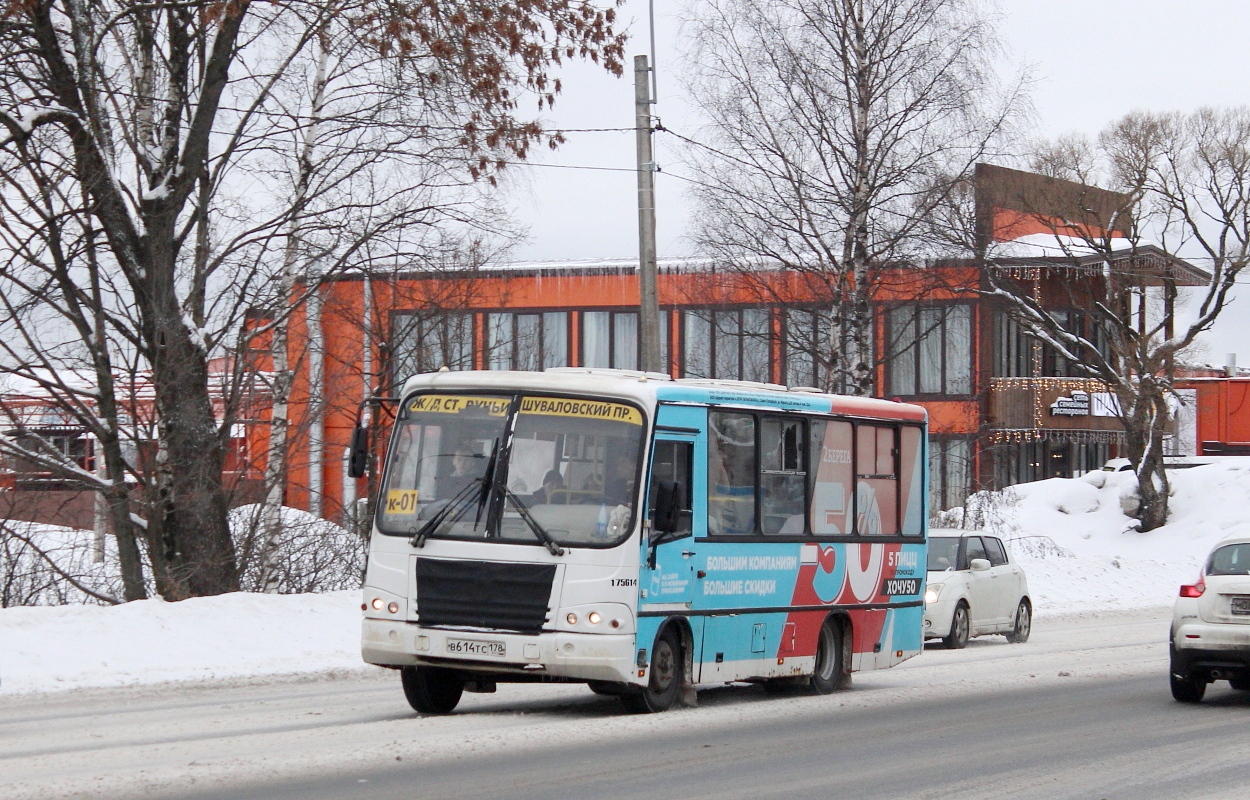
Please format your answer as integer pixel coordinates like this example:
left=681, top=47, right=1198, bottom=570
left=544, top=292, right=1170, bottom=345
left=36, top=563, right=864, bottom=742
left=635, top=54, right=663, bottom=374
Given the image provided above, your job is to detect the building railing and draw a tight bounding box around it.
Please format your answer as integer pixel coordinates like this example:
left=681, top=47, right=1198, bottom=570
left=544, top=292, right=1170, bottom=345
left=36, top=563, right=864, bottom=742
left=987, top=377, right=1127, bottom=443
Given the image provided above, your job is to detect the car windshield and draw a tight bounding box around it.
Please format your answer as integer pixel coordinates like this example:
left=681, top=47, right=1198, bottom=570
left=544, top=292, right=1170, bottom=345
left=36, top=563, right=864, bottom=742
left=377, top=393, right=646, bottom=547
left=928, top=537, right=960, bottom=571
left=1207, top=543, right=1250, bottom=576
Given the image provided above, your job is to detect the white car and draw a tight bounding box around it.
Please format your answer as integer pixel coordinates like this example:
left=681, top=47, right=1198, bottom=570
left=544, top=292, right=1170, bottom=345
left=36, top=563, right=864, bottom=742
left=1169, top=535, right=1250, bottom=702
left=924, top=531, right=1032, bottom=649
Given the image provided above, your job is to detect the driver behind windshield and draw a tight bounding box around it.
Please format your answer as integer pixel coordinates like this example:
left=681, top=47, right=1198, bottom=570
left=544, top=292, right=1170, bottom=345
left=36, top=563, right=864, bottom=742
left=442, top=444, right=485, bottom=499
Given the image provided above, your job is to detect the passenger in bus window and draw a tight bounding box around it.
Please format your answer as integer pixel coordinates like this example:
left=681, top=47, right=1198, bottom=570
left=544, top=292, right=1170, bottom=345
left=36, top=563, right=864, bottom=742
left=531, top=469, right=565, bottom=504
left=605, top=451, right=635, bottom=505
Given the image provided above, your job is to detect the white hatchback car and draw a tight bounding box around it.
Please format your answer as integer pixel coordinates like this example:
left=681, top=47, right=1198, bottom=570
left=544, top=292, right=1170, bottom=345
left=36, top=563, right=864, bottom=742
left=1169, top=535, right=1250, bottom=702
left=924, top=531, right=1032, bottom=649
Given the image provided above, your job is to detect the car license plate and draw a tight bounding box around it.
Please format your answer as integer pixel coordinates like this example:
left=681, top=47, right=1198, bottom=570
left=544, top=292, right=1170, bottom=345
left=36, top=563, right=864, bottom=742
left=1231, top=597, right=1250, bottom=616
left=446, top=638, right=506, bottom=657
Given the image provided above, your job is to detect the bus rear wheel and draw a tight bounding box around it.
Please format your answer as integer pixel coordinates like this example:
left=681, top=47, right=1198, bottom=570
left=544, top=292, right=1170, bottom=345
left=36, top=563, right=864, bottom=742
left=401, top=666, right=464, bottom=714
left=621, top=628, right=682, bottom=713
left=809, top=619, right=845, bottom=695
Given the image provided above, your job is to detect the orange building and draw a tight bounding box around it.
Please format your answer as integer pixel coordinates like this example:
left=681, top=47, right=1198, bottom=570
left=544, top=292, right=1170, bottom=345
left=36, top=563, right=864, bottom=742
left=1178, top=372, right=1250, bottom=456
left=272, top=164, right=1209, bottom=525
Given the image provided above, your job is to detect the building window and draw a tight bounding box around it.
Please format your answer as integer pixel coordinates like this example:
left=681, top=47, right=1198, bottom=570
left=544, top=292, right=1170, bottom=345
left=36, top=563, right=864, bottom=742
left=487, top=311, right=568, bottom=371
left=783, top=307, right=831, bottom=389
left=887, top=304, right=972, bottom=396
left=392, top=311, right=474, bottom=383
left=995, top=307, right=1107, bottom=379
left=683, top=308, right=770, bottom=382
left=993, top=309, right=1031, bottom=378
left=582, top=310, right=668, bottom=371
left=928, top=437, right=972, bottom=513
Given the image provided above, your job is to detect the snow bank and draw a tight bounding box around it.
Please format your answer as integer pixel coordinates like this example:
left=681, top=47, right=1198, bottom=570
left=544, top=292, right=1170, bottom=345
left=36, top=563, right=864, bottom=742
left=0, top=590, right=365, bottom=694
left=965, top=460, right=1250, bottom=614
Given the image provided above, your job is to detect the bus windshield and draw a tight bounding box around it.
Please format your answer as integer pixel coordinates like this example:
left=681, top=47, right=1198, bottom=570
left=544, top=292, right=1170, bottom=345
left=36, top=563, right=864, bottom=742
left=377, top=393, right=645, bottom=548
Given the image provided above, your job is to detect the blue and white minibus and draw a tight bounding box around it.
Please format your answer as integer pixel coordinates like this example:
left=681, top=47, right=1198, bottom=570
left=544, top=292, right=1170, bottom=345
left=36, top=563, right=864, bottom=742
left=359, top=368, right=927, bottom=713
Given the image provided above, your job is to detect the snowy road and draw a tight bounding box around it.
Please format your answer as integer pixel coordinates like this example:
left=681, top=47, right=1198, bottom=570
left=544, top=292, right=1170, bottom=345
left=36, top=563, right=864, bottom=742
left=4, top=607, right=1248, bottom=800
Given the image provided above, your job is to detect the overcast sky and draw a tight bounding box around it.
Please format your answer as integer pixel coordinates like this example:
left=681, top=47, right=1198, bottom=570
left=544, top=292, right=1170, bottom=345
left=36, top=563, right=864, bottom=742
left=502, top=0, right=1250, bottom=366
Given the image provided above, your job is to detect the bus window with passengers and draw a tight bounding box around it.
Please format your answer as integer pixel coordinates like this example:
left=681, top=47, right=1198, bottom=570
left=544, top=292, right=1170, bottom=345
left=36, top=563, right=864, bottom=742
left=378, top=393, right=645, bottom=548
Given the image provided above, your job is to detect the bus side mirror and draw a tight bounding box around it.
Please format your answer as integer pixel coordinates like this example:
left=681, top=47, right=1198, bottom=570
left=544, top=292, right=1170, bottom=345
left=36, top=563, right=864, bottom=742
left=651, top=480, right=683, bottom=538
left=347, top=425, right=369, bottom=479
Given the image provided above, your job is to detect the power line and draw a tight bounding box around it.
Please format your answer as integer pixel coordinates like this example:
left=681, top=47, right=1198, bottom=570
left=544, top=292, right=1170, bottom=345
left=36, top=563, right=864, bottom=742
left=503, top=161, right=637, bottom=174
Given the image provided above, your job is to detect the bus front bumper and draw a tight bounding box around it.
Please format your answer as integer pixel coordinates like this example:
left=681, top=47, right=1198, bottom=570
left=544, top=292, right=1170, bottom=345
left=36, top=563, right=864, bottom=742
left=362, top=618, right=641, bottom=684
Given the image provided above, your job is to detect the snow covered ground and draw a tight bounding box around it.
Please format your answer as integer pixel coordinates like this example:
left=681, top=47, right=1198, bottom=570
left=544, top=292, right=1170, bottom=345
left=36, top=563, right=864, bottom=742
left=2, top=460, right=1248, bottom=696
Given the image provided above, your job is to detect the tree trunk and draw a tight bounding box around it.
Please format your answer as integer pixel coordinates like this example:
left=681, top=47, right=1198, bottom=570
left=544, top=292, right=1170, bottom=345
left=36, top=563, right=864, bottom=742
left=1123, top=386, right=1171, bottom=532
left=144, top=230, right=237, bottom=598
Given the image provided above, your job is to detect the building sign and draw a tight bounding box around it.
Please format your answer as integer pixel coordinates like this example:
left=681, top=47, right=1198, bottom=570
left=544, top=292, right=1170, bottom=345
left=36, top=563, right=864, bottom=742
left=1050, top=390, right=1090, bottom=417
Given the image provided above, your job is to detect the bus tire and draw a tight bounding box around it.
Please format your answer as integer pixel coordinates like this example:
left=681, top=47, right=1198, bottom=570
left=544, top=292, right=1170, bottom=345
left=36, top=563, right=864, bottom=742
left=809, top=618, right=844, bottom=695
left=401, top=666, right=464, bottom=714
left=621, top=627, right=682, bottom=713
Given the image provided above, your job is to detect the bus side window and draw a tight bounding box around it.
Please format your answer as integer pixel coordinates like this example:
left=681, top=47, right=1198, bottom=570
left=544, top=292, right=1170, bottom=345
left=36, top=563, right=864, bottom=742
left=809, top=419, right=853, bottom=535
left=708, top=412, right=757, bottom=535
left=855, top=424, right=899, bottom=535
left=649, top=440, right=693, bottom=536
left=761, top=417, right=807, bottom=534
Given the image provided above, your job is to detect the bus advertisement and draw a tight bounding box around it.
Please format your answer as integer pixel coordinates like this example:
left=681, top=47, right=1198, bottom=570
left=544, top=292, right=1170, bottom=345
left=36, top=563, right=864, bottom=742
left=359, top=369, right=927, bottom=713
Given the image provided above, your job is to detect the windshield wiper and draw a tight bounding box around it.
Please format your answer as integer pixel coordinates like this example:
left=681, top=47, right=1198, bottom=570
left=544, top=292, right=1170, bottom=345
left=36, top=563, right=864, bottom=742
left=409, top=477, right=487, bottom=548
left=504, top=489, right=565, bottom=556
left=474, top=439, right=500, bottom=529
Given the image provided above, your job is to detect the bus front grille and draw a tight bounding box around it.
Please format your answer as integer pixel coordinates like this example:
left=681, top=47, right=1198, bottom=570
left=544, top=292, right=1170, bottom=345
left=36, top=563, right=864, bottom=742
left=415, top=558, right=556, bottom=634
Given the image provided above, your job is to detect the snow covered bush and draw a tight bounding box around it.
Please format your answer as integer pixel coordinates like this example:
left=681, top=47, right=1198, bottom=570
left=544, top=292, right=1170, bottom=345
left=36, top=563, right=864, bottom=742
left=0, top=522, right=123, bottom=607
left=933, top=486, right=1022, bottom=536
left=1, top=505, right=365, bottom=605
left=229, top=505, right=365, bottom=594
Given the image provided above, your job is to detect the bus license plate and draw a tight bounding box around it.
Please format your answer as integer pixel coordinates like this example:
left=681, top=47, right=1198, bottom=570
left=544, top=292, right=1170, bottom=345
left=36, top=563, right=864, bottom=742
left=446, top=638, right=506, bottom=657
left=1231, top=597, right=1250, bottom=616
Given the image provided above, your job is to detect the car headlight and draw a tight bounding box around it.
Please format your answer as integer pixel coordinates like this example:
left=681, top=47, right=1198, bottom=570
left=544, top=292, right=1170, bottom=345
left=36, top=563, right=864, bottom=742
left=925, top=584, right=943, bottom=605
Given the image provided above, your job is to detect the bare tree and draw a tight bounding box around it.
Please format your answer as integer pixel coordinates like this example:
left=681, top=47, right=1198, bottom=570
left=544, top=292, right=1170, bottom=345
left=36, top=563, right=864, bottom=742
left=678, top=0, right=1022, bottom=394
left=986, top=108, right=1250, bottom=531
left=0, top=0, right=625, bottom=599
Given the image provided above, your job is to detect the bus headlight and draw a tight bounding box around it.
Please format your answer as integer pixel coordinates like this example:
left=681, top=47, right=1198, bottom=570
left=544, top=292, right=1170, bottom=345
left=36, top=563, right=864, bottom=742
left=566, top=612, right=578, bottom=625
left=925, top=585, right=943, bottom=605
left=371, top=597, right=384, bottom=610
left=588, top=611, right=602, bottom=625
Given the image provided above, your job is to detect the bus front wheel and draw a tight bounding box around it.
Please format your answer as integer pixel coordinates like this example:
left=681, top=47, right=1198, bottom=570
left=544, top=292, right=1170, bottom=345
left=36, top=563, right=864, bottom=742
left=401, top=666, right=464, bottom=714
left=809, top=619, right=845, bottom=695
left=621, top=628, right=682, bottom=713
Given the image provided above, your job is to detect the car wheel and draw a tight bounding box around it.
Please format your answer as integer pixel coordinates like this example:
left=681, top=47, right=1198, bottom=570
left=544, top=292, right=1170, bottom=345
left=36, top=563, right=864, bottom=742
left=1169, top=649, right=1206, bottom=703
left=1005, top=600, right=1032, bottom=644
left=401, top=666, right=464, bottom=714
left=808, top=618, right=845, bottom=695
left=1228, top=678, right=1250, bottom=691
left=621, top=627, right=682, bottom=713
left=943, top=602, right=970, bottom=650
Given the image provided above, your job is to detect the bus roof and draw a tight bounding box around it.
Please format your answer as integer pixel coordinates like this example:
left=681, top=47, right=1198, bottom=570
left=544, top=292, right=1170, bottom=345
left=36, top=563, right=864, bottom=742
left=399, top=369, right=927, bottom=423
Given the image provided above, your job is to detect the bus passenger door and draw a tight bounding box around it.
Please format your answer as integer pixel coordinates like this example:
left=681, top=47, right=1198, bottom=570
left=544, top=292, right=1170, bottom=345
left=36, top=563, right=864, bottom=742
left=640, top=430, right=699, bottom=626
